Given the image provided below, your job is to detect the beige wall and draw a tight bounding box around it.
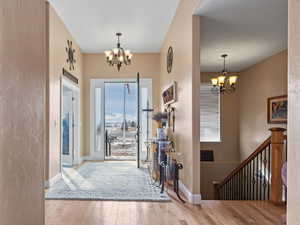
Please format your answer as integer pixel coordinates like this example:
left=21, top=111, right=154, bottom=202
left=48, top=4, right=83, bottom=180
left=159, top=0, right=201, bottom=195
left=200, top=162, right=239, bottom=199
left=288, top=0, right=300, bottom=223
left=0, top=0, right=46, bottom=224
left=82, top=53, right=160, bottom=156
left=238, top=51, right=287, bottom=160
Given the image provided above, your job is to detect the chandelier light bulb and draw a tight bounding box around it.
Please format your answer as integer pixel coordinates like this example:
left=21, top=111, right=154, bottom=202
left=211, top=78, right=218, bottom=86
left=217, top=75, right=226, bottom=86
left=113, top=48, right=119, bottom=55
left=125, top=50, right=131, bottom=56
left=119, top=55, right=124, bottom=62
left=105, top=50, right=111, bottom=57
left=229, top=76, right=238, bottom=86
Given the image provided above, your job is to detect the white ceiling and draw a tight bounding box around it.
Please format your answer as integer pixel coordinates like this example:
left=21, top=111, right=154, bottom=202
left=196, top=0, right=288, bottom=72
left=49, top=0, right=180, bottom=53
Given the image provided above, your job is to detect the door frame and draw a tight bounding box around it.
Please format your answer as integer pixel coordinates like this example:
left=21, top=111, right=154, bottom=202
left=60, top=76, right=81, bottom=170
left=90, top=78, right=152, bottom=162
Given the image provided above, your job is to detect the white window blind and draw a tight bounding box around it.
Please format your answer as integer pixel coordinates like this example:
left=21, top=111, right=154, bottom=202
left=200, top=83, right=221, bottom=142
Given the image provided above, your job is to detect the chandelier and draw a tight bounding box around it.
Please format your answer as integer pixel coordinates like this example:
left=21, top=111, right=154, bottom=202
left=105, top=33, right=133, bottom=72
left=211, top=54, right=238, bottom=93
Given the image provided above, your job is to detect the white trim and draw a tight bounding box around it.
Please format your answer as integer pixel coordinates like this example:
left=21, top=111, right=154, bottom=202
left=73, top=155, right=83, bottom=165
left=61, top=77, right=81, bottom=168
left=90, top=79, right=105, bottom=160
left=44, top=173, right=62, bottom=189
left=81, top=155, right=104, bottom=161
left=178, top=180, right=202, bottom=204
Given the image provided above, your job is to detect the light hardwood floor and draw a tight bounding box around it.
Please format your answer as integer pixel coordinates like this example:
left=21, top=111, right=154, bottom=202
left=45, top=197, right=285, bottom=225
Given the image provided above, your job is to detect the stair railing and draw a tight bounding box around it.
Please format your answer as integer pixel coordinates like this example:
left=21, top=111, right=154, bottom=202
left=214, top=127, right=286, bottom=205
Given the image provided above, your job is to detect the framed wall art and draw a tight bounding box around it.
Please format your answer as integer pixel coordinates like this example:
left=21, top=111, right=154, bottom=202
left=267, top=95, right=287, bottom=124
left=162, top=81, right=177, bottom=105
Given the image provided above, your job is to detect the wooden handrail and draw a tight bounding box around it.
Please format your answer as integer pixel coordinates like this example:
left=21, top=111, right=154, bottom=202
left=218, top=136, right=271, bottom=188
left=215, top=127, right=287, bottom=204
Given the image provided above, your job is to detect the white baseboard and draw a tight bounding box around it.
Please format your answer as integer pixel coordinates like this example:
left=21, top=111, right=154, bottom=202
left=44, top=173, right=62, bottom=189
left=74, top=156, right=83, bottom=165
left=179, top=180, right=202, bottom=204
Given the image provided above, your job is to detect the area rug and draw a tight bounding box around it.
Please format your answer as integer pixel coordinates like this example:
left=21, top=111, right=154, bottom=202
left=45, top=161, right=170, bottom=202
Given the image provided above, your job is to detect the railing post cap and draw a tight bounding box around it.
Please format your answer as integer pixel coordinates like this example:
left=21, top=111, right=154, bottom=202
left=269, top=127, right=286, bottom=132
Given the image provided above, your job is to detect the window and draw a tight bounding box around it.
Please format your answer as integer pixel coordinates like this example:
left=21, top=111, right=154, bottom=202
left=200, top=83, right=220, bottom=142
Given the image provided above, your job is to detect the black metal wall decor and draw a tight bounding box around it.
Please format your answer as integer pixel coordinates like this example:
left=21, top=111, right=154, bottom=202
left=66, top=40, right=76, bottom=71
left=167, top=46, right=173, bottom=73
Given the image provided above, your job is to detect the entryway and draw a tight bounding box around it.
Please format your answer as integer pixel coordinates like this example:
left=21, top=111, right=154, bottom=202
left=45, top=76, right=168, bottom=201
left=90, top=78, right=152, bottom=166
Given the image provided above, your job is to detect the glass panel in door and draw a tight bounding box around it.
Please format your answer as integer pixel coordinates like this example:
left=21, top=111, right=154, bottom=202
left=62, top=86, right=74, bottom=167
left=104, top=82, right=137, bottom=160
left=139, top=79, right=152, bottom=163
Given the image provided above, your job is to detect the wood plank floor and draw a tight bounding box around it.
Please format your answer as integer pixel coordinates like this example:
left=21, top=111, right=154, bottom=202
left=45, top=198, right=285, bottom=225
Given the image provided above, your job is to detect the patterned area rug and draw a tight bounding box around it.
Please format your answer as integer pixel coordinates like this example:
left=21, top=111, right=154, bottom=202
left=45, top=161, right=170, bottom=202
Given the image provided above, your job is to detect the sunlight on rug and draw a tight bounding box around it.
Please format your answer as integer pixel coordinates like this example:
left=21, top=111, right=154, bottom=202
left=45, top=161, right=170, bottom=202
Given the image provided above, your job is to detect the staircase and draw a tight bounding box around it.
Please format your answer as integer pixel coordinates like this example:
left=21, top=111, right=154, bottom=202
left=214, top=127, right=287, bottom=205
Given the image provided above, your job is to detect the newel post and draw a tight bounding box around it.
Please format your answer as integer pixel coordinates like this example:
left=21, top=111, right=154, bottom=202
left=269, top=127, right=286, bottom=205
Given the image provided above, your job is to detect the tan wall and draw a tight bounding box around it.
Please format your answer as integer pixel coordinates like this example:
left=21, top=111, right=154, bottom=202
left=159, top=0, right=201, bottom=194
left=288, top=0, right=300, bottom=223
left=238, top=51, right=287, bottom=160
left=82, top=53, right=160, bottom=156
left=48, top=4, right=83, bottom=180
left=0, top=0, right=46, bottom=224
left=200, top=162, right=239, bottom=199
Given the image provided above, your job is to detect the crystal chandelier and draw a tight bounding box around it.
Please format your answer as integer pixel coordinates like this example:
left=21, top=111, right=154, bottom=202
left=211, top=54, right=238, bottom=93
left=105, top=33, right=133, bottom=71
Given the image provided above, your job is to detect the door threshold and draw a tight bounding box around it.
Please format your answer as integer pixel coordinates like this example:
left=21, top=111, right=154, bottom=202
left=104, top=159, right=136, bottom=162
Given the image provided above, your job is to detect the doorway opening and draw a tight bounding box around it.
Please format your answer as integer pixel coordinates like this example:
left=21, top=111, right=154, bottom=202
left=60, top=77, right=80, bottom=169
left=90, top=78, right=152, bottom=165
left=104, top=82, right=138, bottom=160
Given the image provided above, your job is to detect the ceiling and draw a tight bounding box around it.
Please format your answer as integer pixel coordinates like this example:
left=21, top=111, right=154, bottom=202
left=49, top=0, right=180, bottom=53
left=196, top=0, right=288, bottom=72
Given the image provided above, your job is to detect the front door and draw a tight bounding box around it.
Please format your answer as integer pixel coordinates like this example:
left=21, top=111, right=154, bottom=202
left=91, top=78, right=153, bottom=167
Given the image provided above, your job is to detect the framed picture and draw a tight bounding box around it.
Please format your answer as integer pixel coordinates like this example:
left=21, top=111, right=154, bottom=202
left=162, top=82, right=177, bottom=105
left=267, top=95, right=287, bottom=124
